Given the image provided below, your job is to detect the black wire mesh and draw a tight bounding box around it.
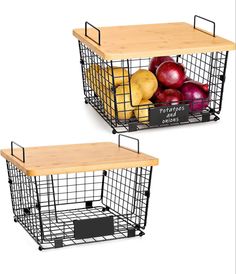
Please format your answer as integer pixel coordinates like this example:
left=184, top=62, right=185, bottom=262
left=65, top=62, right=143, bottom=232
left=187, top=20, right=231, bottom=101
left=102, top=167, right=152, bottom=229
left=7, top=161, right=42, bottom=244
left=78, top=41, right=229, bottom=133
left=6, top=161, right=152, bottom=249
left=177, top=51, right=228, bottom=114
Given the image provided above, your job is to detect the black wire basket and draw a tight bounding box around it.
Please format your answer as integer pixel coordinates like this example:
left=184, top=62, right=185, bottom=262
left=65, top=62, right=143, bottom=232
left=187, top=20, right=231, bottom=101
left=74, top=16, right=235, bottom=134
left=1, top=136, right=158, bottom=250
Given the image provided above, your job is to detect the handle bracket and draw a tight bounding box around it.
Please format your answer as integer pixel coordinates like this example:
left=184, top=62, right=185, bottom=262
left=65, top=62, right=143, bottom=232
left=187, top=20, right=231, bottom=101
left=118, top=134, right=140, bottom=154
left=193, top=15, right=216, bottom=37
left=11, top=141, right=25, bottom=163
left=85, top=21, right=101, bottom=46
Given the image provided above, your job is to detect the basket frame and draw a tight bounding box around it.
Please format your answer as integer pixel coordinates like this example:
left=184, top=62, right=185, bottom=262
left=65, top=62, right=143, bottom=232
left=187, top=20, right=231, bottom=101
left=78, top=40, right=229, bottom=133
left=6, top=159, right=153, bottom=250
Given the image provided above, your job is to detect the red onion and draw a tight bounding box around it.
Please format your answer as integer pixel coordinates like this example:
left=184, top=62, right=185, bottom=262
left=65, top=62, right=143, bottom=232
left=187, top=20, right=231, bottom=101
left=150, top=86, right=165, bottom=103
left=156, top=61, right=186, bottom=89
left=184, top=80, right=209, bottom=93
left=180, top=82, right=209, bottom=112
left=157, top=88, right=183, bottom=106
left=149, top=56, right=175, bottom=74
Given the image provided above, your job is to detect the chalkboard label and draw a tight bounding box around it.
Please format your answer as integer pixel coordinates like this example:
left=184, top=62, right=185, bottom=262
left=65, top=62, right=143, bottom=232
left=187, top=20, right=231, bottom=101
left=149, top=104, right=189, bottom=126
left=73, top=216, right=114, bottom=239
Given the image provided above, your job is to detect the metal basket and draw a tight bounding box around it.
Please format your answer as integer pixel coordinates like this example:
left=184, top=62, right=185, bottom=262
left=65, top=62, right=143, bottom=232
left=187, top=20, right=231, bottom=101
left=76, top=17, right=231, bottom=133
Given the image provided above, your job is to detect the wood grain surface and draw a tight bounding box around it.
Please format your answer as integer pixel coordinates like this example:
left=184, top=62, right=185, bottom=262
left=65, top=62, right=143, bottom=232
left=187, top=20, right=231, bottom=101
left=73, top=22, right=236, bottom=60
left=1, top=142, right=159, bottom=176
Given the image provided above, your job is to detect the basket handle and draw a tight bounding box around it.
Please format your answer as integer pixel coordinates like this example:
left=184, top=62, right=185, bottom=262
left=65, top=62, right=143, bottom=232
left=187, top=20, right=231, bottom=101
left=11, top=141, right=25, bottom=163
left=118, top=134, right=140, bottom=154
left=193, top=15, right=216, bottom=37
left=85, top=21, right=101, bottom=46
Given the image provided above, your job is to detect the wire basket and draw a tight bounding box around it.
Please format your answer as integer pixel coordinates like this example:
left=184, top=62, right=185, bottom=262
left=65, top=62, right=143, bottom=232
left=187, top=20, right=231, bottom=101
left=75, top=17, right=233, bottom=133
left=4, top=136, right=155, bottom=250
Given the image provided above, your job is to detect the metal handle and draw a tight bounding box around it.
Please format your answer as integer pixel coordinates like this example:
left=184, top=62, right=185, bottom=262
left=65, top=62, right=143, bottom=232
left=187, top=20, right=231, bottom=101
left=85, top=21, right=101, bottom=46
left=193, top=15, right=216, bottom=37
left=118, top=134, right=140, bottom=154
left=11, top=141, right=25, bottom=163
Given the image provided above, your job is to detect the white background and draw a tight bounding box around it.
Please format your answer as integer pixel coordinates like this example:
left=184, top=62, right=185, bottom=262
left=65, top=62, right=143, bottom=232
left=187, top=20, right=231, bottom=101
left=0, top=0, right=235, bottom=273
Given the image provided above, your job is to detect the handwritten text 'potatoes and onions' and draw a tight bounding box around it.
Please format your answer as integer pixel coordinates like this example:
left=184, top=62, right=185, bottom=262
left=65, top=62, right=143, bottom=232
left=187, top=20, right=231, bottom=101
left=159, top=106, right=186, bottom=124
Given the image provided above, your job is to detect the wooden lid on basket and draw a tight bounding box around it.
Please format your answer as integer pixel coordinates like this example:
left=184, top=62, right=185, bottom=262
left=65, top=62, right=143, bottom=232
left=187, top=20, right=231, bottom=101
left=73, top=22, right=236, bottom=60
left=0, top=142, right=159, bottom=176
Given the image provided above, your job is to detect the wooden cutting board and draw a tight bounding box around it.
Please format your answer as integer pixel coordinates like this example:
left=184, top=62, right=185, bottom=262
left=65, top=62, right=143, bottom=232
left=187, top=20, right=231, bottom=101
left=1, top=142, right=159, bottom=176
left=73, top=22, right=236, bottom=60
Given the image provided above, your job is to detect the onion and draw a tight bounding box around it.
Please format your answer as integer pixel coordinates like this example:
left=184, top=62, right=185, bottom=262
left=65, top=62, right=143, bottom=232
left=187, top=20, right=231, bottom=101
left=184, top=80, right=209, bottom=93
left=180, top=82, right=209, bottom=112
left=156, top=88, right=183, bottom=106
left=150, top=86, right=165, bottom=103
left=156, top=61, right=186, bottom=89
left=149, top=56, right=175, bottom=74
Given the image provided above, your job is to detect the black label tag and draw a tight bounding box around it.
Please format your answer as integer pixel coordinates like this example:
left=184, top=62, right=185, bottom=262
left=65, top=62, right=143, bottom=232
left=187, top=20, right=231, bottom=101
left=149, top=104, right=189, bottom=126
left=73, top=216, right=114, bottom=239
